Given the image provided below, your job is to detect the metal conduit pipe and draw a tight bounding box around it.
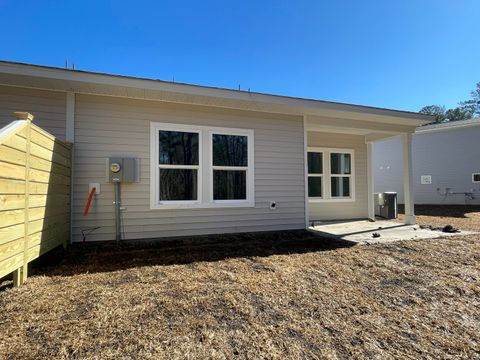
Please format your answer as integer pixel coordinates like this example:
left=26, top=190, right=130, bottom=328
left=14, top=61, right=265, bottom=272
left=114, top=181, right=122, bottom=242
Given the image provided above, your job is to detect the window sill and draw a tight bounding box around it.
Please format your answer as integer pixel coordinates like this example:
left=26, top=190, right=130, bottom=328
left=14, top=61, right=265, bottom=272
left=309, top=198, right=355, bottom=203
left=150, top=201, right=255, bottom=210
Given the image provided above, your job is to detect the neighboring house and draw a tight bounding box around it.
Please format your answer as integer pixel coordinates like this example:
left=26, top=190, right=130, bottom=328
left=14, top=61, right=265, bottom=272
left=0, top=61, right=431, bottom=242
left=374, top=118, right=480, bottom=205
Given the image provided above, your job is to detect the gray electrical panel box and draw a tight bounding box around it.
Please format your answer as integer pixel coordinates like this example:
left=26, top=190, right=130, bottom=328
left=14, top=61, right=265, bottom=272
left=107, top=157, right=138, bottom=183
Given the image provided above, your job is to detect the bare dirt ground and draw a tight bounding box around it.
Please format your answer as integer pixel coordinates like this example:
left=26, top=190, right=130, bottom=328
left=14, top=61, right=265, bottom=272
left=1, top=206, right=479, bottom=359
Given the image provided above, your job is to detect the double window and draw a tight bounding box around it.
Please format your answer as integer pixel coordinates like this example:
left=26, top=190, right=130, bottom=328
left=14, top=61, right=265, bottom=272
left=307, top=148, right=355, bottom=202
left=151, top=123, right=254, bottom=208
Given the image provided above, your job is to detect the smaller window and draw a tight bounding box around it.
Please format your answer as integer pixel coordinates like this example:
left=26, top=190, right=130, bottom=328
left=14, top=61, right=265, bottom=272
left=307, top=152, right=323, bottom=198
left=330, top=152, right=352, bottom=198
left=158, top=130, right=200, bottom=202
left=212, top=133, right=249, bottom=201
left=473, top=173, right=480, bottom=183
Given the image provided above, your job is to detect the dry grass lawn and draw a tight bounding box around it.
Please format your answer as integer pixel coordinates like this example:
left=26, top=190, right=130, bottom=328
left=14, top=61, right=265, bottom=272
left=1, top=206, right=480, bottom=359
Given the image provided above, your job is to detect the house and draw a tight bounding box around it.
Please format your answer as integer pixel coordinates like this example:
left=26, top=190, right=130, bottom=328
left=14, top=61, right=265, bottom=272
left=374, top=118, right=480, bottom=205
left=0, top=61, right=431, bottom=242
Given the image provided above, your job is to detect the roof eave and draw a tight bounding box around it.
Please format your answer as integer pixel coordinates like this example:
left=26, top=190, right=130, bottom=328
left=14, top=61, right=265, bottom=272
left=0, top=60, right=433, bottom=126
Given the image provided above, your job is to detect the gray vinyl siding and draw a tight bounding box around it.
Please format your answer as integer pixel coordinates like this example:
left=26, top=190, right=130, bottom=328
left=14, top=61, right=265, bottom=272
left=0, top=85, right=66, bottom=140
left=72, top=94, right=306, bottom=241
left=374, top=128, right=480, bottom=205
left=308, top=132, right=368, bottom=221
left=373, top=136, right=404, bottom=202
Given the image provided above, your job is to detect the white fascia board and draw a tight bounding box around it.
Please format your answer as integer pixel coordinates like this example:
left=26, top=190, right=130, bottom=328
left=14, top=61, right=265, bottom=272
left=415, top=118, right=480, bottom=133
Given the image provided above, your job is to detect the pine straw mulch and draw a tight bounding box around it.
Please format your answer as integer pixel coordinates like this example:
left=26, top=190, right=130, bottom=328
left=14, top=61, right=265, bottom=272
left=398, top=204, right=480, bottom=232
left=1, top=228, right=480, bottom=358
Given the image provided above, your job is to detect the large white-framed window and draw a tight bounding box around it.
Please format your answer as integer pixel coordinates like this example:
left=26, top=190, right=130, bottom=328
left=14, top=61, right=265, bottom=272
left=473, top=173, right=480, bottom=183
left=150, top=122, right=254, bottom=209
left=308, top=147, right=355, bottom=202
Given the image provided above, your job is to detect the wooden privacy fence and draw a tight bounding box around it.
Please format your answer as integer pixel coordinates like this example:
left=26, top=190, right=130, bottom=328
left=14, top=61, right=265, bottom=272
left=0, top=112, right=71, bottom=286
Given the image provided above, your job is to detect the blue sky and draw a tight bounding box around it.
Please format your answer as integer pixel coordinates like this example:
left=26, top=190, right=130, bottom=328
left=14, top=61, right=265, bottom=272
left=1, top=0, right=479, bottom=112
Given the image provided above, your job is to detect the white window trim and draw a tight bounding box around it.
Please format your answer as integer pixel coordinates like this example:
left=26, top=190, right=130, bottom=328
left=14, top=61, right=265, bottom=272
left=150, top=122, right=254, bottom=209
left=473, top=173, right=480, bottom=183
left=307, top=147, right=356, bottom=203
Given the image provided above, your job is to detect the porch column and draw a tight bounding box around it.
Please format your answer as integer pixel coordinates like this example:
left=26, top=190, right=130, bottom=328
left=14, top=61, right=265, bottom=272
left=366, top=141, right=375, bottom=221
left=303, top=115, right=309, bottom=228
left=401, top=133, right=416, bottom=224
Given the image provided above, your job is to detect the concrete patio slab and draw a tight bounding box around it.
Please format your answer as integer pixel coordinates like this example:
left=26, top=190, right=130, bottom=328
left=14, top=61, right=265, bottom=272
left=309, top=219, right=477, bottom=244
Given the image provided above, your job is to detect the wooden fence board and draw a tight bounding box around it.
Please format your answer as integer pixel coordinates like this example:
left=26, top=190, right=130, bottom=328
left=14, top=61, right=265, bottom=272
left=30, top=142, right=70, bottom=168
left=29, top=194, right=70, bottom=208
left=31, top=128, right=71, bottom=158
left=0, top=238, right=24, bottom=263
left=0, top=146, right=26, bottom=166
left=2, top=133, right=27, bottom=152
left=29, top=168, right=70, bottom=185
left=0, top=194, right=26, bottom=210
left=0, top=223, right=24, bottom=245
left=0, top=252, right=23, bottom=279
left=29, top=182, right=70, bottom=195
left=0, top=209, right=25, bottom=228
left=0, top=161, right=26, bottom=181
left=28, top=223, right=70, bottom=248
left=28, top=214, right=70, bottom=235
left=27, top=236, right=67, bottom=262
left=28, top=206, right=69, bottom=222
left=0, top=178, right=25, bottom=195
left=29, top=155, right=70, bottom=176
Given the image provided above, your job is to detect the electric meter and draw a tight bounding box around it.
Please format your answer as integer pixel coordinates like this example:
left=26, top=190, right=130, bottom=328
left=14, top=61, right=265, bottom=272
left=110, top=162, right=121, bottom=173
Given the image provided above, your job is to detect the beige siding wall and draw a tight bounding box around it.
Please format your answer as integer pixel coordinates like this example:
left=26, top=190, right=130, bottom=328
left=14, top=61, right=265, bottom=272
left=0, top=86, right=66, bottom=140
left=308, top=132, right=368, bottom=220
left=73, top=94, right=306, bottom=241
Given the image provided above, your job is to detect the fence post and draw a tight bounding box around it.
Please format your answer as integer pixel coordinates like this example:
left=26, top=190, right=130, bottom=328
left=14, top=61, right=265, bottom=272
left=12, top=268, right=22, bottom=287
left=14, top=111, right=34, bottom=285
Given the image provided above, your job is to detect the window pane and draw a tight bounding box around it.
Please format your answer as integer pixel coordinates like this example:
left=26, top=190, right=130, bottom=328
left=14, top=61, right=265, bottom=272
left=474, top=174, right=480, bottom=182
left=213, top=134, right=248, bottom=167
left=331, top=153, right=351, bottom=174
left=160, top=169, right=197, bottom=201
left=159, top=131, right=199, bottom=165
left=308, top=177, right=322, bottom=197
left=308, top=152, right=323, bottom=174
left=213, top=170, right=246, bottom=200
left=331, top=176, right=350, bottom=197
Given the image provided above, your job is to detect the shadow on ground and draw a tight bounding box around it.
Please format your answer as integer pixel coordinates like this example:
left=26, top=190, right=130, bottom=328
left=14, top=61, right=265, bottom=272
left=27, top=230, right=352, bottom=277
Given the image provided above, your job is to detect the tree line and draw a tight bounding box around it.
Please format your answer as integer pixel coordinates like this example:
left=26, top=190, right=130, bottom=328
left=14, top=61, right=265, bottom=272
left=419, top=82, right=480, bottom=123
